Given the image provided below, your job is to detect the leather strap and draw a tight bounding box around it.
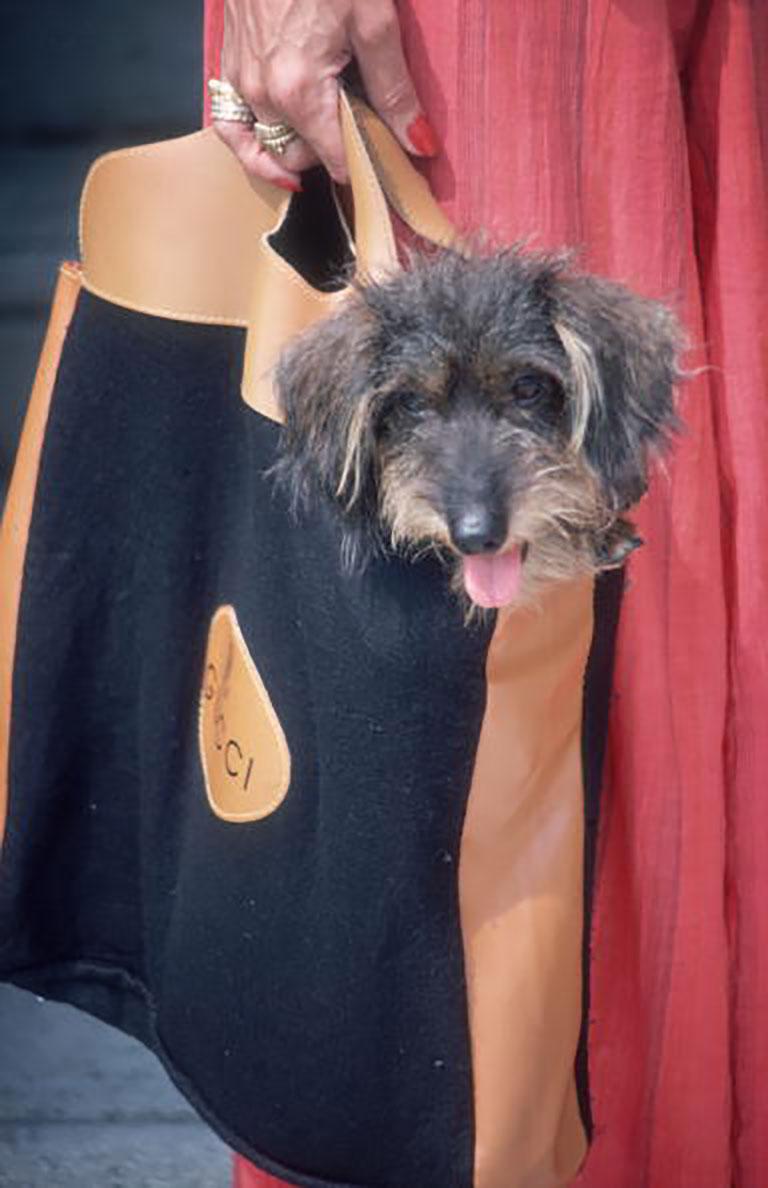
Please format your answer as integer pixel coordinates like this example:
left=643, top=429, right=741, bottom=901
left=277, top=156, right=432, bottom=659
left=79, top=95, right=459, bottom=421
left=348, top=96, right=458, bottom=252
left=342, top=93, right=399, bottom=276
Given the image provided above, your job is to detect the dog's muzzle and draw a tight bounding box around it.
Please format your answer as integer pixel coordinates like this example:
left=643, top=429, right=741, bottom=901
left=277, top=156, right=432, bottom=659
left=446, top=506, right=527, bottom=609
left=448, top=507, right=508, bottom=555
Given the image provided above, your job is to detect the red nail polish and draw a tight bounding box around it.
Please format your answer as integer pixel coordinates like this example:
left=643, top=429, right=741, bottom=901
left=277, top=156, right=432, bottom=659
left=274, top=178, right=303, bottom=193
left=407, top=115, right=439, bottom=157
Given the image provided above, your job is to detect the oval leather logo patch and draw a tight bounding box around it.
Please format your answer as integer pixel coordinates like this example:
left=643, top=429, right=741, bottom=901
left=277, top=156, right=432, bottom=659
left=199, top=605, right=291, bottom=822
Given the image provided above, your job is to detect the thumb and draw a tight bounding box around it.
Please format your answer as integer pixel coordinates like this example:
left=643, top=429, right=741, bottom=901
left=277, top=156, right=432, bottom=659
left=350, top=11, right=439, bottom=160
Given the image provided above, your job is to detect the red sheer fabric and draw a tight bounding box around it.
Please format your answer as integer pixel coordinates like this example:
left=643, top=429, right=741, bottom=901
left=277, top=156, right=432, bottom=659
left=233, top=1158, right=288, bottom=1188
left=205, top=2, right=768, bottom=1184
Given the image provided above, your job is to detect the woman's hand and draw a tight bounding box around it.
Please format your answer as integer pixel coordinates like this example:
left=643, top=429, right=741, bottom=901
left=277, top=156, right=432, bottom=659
left=213, top=0, right=437, bottom=191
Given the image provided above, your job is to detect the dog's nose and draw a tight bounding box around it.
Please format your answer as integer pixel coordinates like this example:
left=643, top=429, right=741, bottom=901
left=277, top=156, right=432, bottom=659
left=450, top=508, right=508, bottom=555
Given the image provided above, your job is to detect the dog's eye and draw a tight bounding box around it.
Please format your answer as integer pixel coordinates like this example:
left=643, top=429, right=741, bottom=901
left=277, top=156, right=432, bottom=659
left=394, top=390, right=423, bottom=415
left=511, top=372, right=557, bottom=404
left=375, top=390, right=422, bottom=438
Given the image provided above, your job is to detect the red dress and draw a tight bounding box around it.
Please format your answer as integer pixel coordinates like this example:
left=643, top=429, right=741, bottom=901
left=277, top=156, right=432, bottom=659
left=205, top=3, right=768, bottom=1185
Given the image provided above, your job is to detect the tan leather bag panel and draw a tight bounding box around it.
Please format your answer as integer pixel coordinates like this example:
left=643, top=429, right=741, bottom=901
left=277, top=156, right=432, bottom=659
left=80, top=129, right=285, bottom=326
left=461, top=580, right=593, bottom=1188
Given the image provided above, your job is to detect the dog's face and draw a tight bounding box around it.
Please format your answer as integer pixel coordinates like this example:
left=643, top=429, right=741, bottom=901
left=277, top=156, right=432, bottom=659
left=274, top=248, right=681, bottom=608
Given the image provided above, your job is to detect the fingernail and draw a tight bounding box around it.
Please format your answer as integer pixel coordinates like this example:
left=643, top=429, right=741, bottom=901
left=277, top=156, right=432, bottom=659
left=407, top=115, right=439, bottom=157
left=274, top=178, right=303, bottom=193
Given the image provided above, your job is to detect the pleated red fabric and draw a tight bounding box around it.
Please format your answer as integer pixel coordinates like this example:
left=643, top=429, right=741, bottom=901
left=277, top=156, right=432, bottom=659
left=204, top=2, right=768, bottom=1184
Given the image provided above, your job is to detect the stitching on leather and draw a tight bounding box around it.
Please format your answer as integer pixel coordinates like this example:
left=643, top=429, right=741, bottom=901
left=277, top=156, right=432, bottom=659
left=79, top=278, right=251, bottom=327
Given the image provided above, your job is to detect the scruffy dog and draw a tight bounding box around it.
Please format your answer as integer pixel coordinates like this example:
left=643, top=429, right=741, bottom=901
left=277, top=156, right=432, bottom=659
left=274, top=247, right=681, bottom=609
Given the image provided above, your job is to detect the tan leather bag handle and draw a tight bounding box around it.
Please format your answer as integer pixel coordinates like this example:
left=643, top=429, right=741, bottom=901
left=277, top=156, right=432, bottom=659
left=346, top=96, right=458, bottom=256
left=340, top=92, right=458, bottom=269
left=243, top=93, right=460, bottom=417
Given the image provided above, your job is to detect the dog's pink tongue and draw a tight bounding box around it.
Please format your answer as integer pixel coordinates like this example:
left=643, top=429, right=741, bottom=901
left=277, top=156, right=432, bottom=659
left=463, top=547, right=523, bottom=608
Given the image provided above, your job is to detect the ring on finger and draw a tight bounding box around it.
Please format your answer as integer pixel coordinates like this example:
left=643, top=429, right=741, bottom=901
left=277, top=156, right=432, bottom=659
left=253, top=119, right=299, bottom=156
left=207, top=78, right=254, bottom=124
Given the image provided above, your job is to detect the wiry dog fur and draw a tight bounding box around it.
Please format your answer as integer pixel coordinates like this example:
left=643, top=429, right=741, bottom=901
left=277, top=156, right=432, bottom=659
left=273, top=246, right=682, bottom=608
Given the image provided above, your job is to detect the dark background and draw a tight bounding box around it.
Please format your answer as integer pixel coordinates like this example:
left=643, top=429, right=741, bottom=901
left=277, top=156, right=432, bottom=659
left=1, top=3, right=231, bottom=1182
left=0, top=0, right=203, bottom=499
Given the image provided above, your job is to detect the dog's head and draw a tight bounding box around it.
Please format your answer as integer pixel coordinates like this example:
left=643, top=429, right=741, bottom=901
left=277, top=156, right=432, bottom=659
left=274, top=247, right=681, bottom=607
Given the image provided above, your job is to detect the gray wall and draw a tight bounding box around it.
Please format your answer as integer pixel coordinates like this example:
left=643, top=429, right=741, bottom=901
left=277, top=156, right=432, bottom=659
left=0, top=0, right=203, bottom=495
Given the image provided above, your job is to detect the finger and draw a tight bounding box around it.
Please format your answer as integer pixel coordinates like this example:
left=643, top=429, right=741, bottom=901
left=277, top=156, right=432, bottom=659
left=212, top=118, right=305, bottom=193
left=217, top=61, right=318, bottom=185
left=268, top=59, right=350, bottom=184
left=351, top=6, right=439, bottom=159
left=245, top=95, right=321, bottom=180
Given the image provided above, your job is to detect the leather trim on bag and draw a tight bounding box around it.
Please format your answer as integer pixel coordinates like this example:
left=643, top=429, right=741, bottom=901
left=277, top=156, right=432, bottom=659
left=199, top=605, right=291, bottom=822
left=0, top=263, right=82, bottom=845
left=79, top=130, right=287, bottom=327
left=76, top=104, right=463, bottom=426
left=459, top=579, right=594, bottom=1188
left=241, top=237, right=347, bottom=422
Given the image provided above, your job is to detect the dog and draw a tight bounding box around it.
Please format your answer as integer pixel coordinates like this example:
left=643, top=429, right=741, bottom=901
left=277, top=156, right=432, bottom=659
left=273, top=246, right=681, bottom=609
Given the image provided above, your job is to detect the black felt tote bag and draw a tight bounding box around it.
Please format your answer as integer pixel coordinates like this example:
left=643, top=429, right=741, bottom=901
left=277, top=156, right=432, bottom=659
left=0, top=95, right=617, bottom=1188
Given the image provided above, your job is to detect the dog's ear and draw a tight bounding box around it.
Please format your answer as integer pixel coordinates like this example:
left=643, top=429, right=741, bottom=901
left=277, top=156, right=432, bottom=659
left=553, top=274, right=682, bottom=510
left=273, top=296, right=382, bottom=531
